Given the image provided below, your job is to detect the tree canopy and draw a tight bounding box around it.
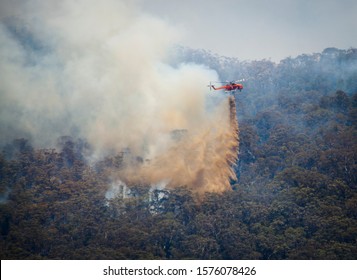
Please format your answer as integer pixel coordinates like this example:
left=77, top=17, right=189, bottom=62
left=1, top=48, right=357, bottom=259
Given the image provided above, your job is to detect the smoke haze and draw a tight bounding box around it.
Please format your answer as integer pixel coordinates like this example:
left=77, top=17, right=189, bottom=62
left=118, top=96, right=239, bottom=194
left=0, top=0, right=239, bottom=193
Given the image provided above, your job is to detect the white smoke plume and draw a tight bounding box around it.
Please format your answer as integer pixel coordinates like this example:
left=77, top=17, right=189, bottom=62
left=0, top=0, right=239, bottom=193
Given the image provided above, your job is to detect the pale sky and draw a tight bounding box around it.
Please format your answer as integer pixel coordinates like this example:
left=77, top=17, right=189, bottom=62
left=140, top=0, right=357, bottom=61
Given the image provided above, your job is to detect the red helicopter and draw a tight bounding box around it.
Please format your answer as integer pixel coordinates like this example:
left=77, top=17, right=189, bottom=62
left=208, top=80, right=244, bottom=93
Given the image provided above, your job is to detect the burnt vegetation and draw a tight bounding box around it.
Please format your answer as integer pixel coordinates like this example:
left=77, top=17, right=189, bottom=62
left=1, top=48, right=357, bottom=259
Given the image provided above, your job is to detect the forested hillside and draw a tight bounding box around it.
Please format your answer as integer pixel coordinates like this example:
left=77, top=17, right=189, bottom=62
left=1, top=48, right=357, bottom=259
